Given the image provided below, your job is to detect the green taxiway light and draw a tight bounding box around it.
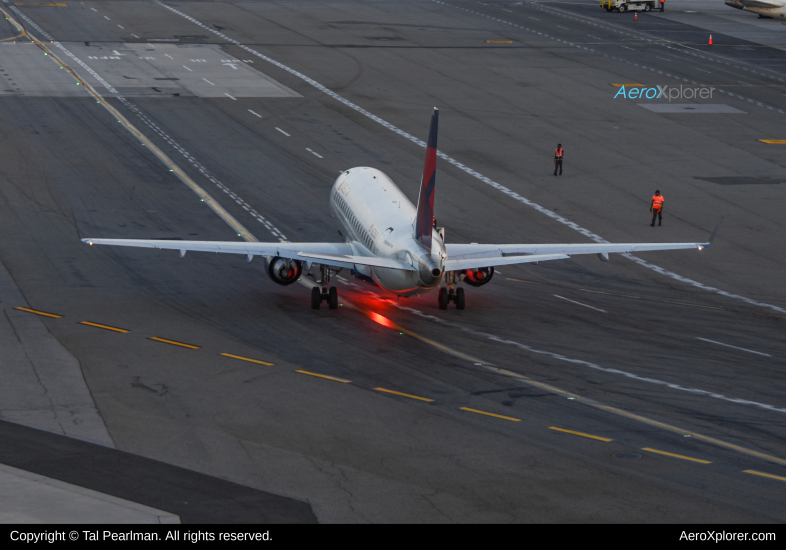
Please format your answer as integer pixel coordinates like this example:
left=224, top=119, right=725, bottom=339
left=237, top=234, right=242, bottom=237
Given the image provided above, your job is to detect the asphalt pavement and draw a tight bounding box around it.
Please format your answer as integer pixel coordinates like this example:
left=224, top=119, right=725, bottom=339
left=0, top=0, right=784, bottom=522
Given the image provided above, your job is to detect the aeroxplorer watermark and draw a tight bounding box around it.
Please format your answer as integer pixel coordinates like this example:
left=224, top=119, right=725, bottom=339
left=614, top=85, right=715, bottom=101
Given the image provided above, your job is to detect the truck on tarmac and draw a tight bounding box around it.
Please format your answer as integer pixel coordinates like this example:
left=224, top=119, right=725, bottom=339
left=600, top=0, right=658, bottom=12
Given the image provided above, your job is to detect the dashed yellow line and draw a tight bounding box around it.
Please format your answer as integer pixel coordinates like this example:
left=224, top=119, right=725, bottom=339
left=374, top=388, right=434, bottom=402
left=549, top=426, right=612, bottom=442
left=296, top=370, right=351, bottom=383
left=220, top=353, right=273, bottom=366
left=642, top=447, right=711, bottom=464
left=758, top=313, right=786, bottom=319
left=758, top=139, right=786, bottom=144
left=14, top=307, right=62, bottom=318
left=149, top=337, right=200, bottom=349
left=460, top=407, right=521, bottom=422
left=79, top=321, right=129, bottom=333
left=743, top=470, right=786, bottom=482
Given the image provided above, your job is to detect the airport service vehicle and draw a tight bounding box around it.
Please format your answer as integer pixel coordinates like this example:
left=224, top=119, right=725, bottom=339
left=600, top=0, right=657, bottom=12
left=725, top=0, right=786, bottom=21
left=83, top=108, right=718, bottom=311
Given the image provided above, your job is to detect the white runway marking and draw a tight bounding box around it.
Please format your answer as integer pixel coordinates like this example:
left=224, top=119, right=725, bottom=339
left=306, top=148, right=324, bottom=158
left=164, top=53, right=173, bottom=59
left=104, top=16, right=110, bottom=20
left=182, top=65, right=192, bottom=71
left=248, top=109, right=262, bottom=118
left=131, top=34, right=139, bottom=39
left=696, top=68, right=711, bottom=73
left=224, top=93, right=236, bottom=100
left=392, top=303, right=786, bottom=415
left=202, top=78, right=215, bottom=85
left=275, top=127, right=290, bottom=136
left=621, top=45, right=633, bottom=50
left=155, top=0, right=786, bottom=316
left=696, top=337, right=771, bottom=357
left=587, top=35, right=601, bottom=40
left=91, top=7, right=97, bottom=11
left=118, top=25, right=124, bottom=29
left=554, top=295, right=606, bottom=313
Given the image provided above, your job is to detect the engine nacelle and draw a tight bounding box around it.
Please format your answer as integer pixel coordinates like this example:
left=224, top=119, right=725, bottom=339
left=463, top=267, right=494, bottom=287
left=266, top=256, right=303, bottom=286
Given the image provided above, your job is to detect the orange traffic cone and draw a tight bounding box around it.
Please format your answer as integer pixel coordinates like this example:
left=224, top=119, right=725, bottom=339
left=709, top=34, right=713, bottom=45
left=634, top=12, right=638, bottom=21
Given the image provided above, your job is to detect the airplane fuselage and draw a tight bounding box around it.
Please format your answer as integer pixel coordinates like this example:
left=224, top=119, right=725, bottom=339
left=725, top=0, right=786, bottom=19
left=330, top=167, right=445, bottom=297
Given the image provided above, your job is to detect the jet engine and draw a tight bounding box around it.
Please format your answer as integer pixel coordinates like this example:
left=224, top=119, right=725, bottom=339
left=266, top=256, right=303, bottom=286
left=463, top=267, right=494, bottom=287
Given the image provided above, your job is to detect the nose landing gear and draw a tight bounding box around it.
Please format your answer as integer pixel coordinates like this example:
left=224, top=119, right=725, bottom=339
left=438, top=286, right=465, bottom=310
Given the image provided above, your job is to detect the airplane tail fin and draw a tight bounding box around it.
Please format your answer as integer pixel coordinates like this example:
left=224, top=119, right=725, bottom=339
left=415, top=108, right=439, bottom=250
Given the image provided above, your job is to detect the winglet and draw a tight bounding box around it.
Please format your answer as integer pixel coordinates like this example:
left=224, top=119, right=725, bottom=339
left=699, top=215, right=724, bottom=250
left=415, top=108, right=438, bottom=251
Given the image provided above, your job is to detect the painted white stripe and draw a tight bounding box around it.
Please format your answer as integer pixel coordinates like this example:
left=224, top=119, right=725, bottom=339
left=182, top=65, right=192, bottom=72
left=248, top=109, right=262, bottom=118
left=154, top=0, right=786, bottom=316
left=275, top=127, right=290, bottom=136
left=306, top=148, right=324, bottom=159
left=91, top=7, right=97, bottom=12
left=164, top=53, right=173, bottom=59
left=696, top=337, right=771, bottom=357
left=202, top=78, right=215, bottom=85
left=104, top=15, right=110, bottom=20
left=131, top=34, right=139, bottom=39
left=224, top=93, right=236, bottom=100
left=393, top=303, right=786, bottom=415
left=117, top=25, right=124, bottom=29
left=554, top=294, right=606, bottom=313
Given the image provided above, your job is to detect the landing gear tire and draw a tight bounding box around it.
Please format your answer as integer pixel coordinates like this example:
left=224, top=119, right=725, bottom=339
left=438, top=288, right=449, bottom=310
left=455, top=288, right=465, bottom=310
left=311, top=287, right=321, bottom=310
left=328, top=286, right=338, bottom=310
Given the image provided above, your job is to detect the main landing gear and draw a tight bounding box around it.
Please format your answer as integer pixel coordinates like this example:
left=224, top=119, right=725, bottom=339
left=310, top=265, right=338, bottom=310
left=438, top=287, right=465, bottom=310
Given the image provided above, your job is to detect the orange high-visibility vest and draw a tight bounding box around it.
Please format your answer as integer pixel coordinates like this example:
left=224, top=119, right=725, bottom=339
left=652, top=195, right=664, bottom=210
left=555, top=148, right=564, bottom=159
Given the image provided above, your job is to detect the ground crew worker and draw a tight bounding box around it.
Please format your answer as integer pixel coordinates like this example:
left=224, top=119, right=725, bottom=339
left=650, top=190, right=664, bottom=226
left=660, top=0, right=665, bottom=11
left=554, top=144, right=564, bottom=176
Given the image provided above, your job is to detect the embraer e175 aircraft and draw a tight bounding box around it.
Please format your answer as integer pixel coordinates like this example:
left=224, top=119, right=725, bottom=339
left=84, top=108, right=718, bottom=310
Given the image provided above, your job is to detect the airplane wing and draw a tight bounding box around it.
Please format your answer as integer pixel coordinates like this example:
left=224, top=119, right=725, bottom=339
left=444, top=241, right=707, bottom=270
left=82, top=238, right=415, bottom=270
left=445, top=218, right=721, bottom=271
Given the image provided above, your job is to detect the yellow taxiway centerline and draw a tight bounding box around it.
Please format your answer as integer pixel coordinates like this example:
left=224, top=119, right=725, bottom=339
left=149, top=337, right=200, bottom=349
left=296, top=370, right=351, bottom=383
left=14, top=307, right=62, bottom=318
left=549, top=426, right=612, bottom=442
left=220, top=353, right=274, bottom=366
left=743, top=470, right=786, bottom=482
left=460, top=407, right=521, bottom=422
left=642, top=447, right=711, bottom=464
left=79, top=321, right=130, bottom=333
left=374, top=388, right=434, bottom=402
